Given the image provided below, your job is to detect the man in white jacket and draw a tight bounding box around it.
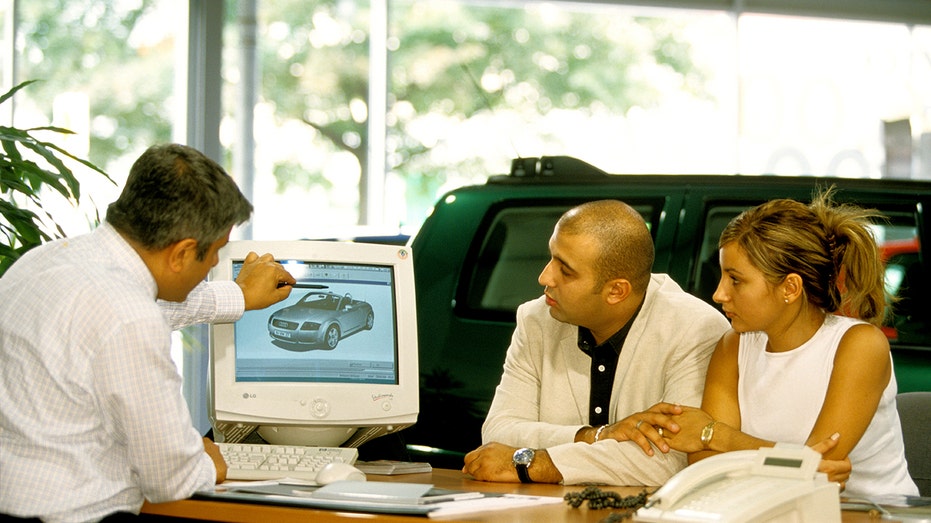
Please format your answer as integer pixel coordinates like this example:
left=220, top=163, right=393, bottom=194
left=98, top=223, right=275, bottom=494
left=462, top=200, right=729, bottom=486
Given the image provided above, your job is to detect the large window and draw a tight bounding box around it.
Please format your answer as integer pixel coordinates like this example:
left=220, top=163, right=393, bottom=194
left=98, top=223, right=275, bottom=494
left=4, top=1, right=930, bottom=240
left=220, top=0, right=375, bottom=241
left=736, top=16, right=931, bottom=178
left=221, top=2, right=931, bottom=241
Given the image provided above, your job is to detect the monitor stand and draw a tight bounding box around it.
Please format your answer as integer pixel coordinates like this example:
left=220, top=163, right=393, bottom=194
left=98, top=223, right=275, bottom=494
left=257, top=425, right=358, bottom=447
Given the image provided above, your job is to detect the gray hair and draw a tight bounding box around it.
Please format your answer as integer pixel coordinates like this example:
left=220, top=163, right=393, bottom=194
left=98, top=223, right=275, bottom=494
left=106, top=143, right=253, bottom=259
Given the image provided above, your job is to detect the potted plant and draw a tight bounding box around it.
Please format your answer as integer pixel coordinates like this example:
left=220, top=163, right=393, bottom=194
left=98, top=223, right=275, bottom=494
left=0, top=80, right=111, bottom=276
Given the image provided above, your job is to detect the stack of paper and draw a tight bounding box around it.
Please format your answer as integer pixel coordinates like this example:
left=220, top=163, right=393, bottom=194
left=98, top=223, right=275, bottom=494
left=354, top=460, right=433, bottom=475
left=200, top=480, right=564, bottom=517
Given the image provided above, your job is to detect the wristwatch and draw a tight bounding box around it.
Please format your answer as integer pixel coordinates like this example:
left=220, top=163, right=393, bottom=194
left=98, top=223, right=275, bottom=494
left=700, top=420, right=718, bottom=449
left=512, top=447, right=536, bottom=483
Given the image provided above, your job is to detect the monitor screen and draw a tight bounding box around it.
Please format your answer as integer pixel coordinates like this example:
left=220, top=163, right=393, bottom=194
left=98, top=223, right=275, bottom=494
left=234, top=260, right=397, bottom=385
left=209, top=240, right=419, bottom=448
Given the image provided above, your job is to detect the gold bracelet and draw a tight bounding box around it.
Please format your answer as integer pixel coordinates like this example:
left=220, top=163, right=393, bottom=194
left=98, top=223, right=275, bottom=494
left=594, top=424, right=608, bottom=442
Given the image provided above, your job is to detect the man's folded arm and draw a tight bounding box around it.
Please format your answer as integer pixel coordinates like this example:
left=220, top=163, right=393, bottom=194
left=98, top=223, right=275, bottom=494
left=548, top=439, right=687, bottom=486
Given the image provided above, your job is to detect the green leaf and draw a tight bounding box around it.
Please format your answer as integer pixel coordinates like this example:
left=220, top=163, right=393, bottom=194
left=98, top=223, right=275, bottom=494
left=0, top=80, right=41, bottom=106
left=0, top=79, right=112, bottom=277
left=0, top=126, right=33, bottom=143
left=0, top=243, right=18, bottom=258
left=0, top=134, right=27, bottom=163
left=18, top=140, right=78, bottom=198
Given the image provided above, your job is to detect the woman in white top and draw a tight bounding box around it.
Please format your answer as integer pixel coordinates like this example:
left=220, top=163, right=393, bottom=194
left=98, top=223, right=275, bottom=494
left=642, top=189, right=918, bottom=498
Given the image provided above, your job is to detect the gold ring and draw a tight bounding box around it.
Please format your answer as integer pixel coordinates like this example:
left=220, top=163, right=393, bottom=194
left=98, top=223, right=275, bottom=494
left=635, top=420, right=644, bottom=430
left=657, top=427, right=665, bottom=437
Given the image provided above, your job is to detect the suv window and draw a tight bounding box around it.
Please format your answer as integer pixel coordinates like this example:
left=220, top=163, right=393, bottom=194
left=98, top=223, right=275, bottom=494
left=461, top=202, right=656, bottom=318
left=692, top=205, right=751, bottom=304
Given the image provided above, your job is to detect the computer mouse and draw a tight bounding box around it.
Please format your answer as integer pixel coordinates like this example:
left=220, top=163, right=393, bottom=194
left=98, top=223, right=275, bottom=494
left=315, top=462, right=367, bottom=485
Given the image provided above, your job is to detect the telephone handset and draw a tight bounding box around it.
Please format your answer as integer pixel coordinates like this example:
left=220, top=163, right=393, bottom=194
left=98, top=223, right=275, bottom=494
left=634, top=444, right=840, bottom=523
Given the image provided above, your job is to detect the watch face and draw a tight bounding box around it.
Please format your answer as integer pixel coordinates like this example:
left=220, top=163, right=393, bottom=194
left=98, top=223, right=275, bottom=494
left=513, top=447, right=535, bottom=465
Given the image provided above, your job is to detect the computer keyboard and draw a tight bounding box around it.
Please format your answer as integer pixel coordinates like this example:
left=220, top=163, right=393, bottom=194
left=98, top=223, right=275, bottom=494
left=218, top=442, right=359, bottom=481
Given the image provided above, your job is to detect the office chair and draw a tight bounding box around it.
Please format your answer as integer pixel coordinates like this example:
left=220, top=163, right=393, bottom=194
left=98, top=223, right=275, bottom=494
left=896, top=391, right=931, bottom=496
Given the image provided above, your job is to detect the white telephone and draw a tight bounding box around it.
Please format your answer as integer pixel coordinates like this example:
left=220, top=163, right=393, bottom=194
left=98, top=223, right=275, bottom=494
left=634, top=444, right=840, bottom=523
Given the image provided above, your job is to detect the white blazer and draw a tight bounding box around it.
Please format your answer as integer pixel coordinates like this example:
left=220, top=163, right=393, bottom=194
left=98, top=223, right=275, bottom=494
left=482, top=274, right=730, bottom=486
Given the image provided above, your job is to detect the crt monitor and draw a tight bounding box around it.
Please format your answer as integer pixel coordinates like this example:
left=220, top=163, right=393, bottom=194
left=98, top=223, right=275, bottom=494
left=208, top=240, right=419, bottom=447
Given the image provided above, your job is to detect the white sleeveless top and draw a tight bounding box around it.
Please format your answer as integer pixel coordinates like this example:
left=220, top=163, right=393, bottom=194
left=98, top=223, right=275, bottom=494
left=738, top=314, right=918, bottom=498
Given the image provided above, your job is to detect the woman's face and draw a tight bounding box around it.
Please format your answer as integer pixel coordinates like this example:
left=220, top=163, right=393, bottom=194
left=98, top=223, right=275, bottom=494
left=712, top=242, right=784, bottom=333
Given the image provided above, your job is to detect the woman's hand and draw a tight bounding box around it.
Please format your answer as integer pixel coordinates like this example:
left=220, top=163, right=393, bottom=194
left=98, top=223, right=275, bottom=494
left=811, top=433, right=850, bottom=490
left=660, top=406, right=716, bottom=453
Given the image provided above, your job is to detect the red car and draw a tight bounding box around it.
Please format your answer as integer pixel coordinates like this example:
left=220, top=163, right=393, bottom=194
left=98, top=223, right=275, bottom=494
left=881, top=236, right=921, bottom=341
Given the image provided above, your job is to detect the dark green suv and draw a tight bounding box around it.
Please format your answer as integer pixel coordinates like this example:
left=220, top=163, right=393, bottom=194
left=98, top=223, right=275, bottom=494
left=403, top=157, right=931, bottom=467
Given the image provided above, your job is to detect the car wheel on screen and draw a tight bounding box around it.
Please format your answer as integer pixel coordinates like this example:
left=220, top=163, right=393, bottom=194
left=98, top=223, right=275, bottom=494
left=365, top=311, right=374, bottom=330
left=323, top=325, right=340, bottom=350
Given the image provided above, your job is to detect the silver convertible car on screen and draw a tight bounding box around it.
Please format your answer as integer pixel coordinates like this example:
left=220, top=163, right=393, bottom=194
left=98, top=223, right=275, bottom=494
left=267, top=291, right=375, bottom=350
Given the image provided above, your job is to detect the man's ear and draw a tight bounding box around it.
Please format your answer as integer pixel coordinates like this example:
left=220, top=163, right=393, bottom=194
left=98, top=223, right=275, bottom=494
left=166, top=238, right=199, bottom=273
left=604, top=278, right=632, bottom=305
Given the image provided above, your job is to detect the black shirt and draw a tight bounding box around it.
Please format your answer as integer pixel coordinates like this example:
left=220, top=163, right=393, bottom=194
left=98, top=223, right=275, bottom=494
left=577, top=301, right=643, bottom=426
